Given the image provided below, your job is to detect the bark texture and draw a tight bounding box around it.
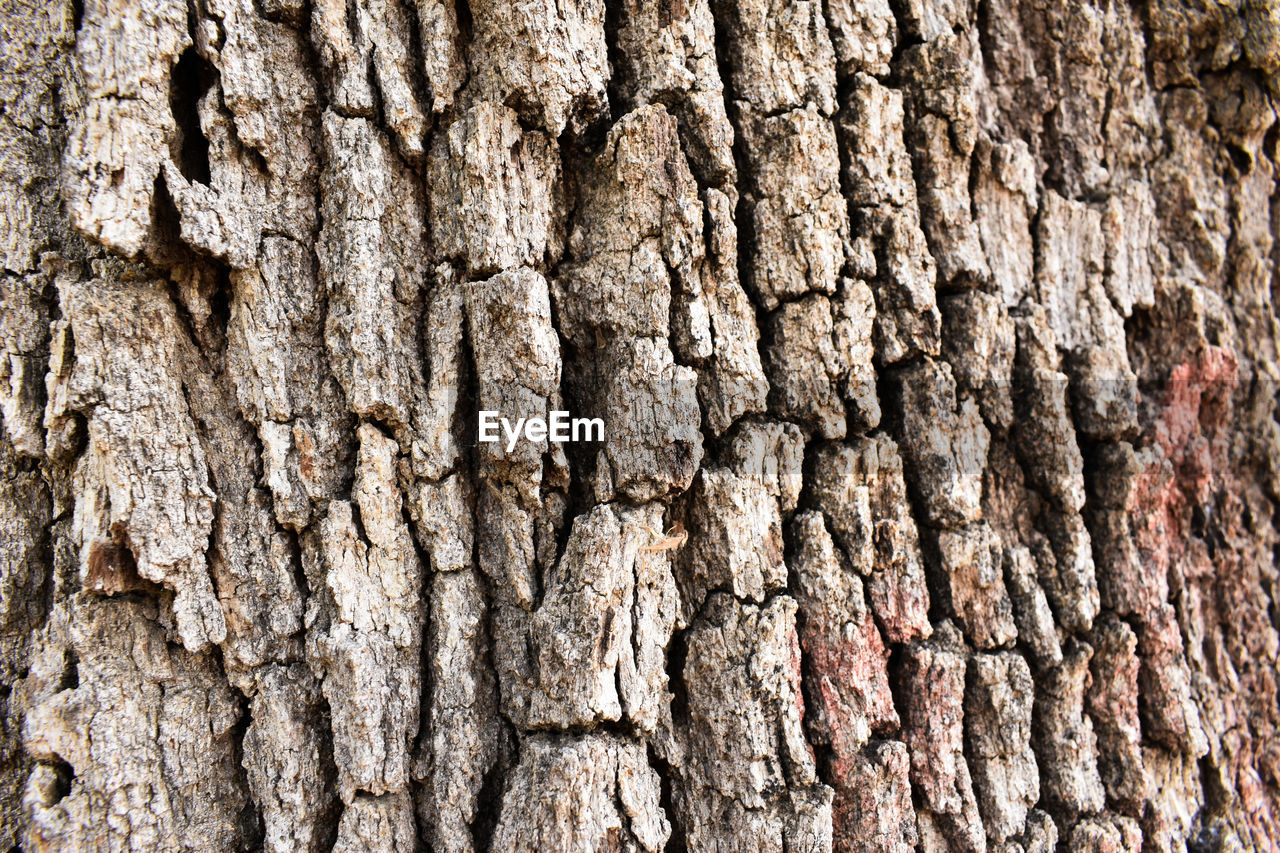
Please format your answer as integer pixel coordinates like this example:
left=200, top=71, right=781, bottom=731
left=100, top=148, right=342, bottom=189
left=2, top=0, right=1280, bottom=850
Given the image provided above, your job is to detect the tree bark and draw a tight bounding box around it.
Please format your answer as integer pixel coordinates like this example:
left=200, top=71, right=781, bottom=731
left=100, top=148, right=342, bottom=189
left=2, top=0, right=1279, bottom=850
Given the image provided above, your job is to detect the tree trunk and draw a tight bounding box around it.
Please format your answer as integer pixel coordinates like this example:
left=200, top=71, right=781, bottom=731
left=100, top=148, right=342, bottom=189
left=2, top=0, right=1279, bottom=849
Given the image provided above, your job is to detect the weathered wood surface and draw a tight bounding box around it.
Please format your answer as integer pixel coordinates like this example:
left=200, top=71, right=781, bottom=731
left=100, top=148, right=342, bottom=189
left=2, top=0, right=1280, bottom=849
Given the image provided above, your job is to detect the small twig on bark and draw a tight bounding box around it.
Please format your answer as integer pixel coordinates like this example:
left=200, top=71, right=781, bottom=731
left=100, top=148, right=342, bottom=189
left=639, top=521, right=688, bottom=552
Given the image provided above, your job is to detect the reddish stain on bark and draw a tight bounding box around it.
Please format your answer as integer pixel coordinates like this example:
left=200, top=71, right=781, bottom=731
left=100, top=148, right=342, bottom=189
left=1125, top=344, right=1280, bottom=842
left=1132, top=345, right=1238, bottom=595
left=829, top=741, right=913, bottom=853
left=797, top=612, right=900, bottom=852
left=1125, top=347, right=1237, bottom=753
left=295, top=426, right=316, bottom=481
left=787, top=624, right=808, bottom=726
left=803, top=619, right=897, bottom=778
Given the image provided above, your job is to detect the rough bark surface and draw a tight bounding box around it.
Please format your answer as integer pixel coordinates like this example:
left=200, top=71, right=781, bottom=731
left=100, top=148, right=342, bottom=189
left=2, top=0, right=1280, bottom=850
